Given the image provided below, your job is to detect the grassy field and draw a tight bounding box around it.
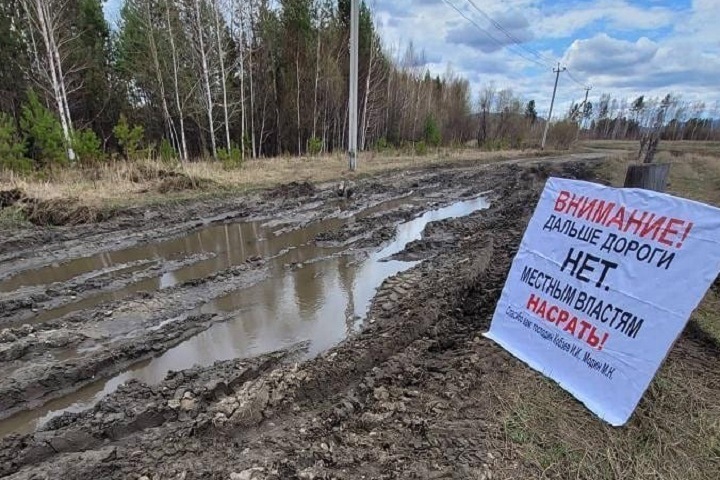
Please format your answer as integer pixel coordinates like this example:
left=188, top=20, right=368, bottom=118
left=496, top=139, right=720, bottom=479
left=582, top=139, right=720, bottom=157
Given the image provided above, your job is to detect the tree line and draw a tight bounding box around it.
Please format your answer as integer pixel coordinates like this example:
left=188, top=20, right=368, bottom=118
left=572, top=94, right=720, bottom=142
left=0, top=0, right=477, bottom=171
left=0, top=0, right=717, bottom=173
left=466, top=86, right=720, bottom=152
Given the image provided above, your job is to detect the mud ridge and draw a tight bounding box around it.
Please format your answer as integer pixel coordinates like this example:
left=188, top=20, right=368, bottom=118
left=0, top=345, right=307, bottom=477
left=0, top=313, right=218, bottom=421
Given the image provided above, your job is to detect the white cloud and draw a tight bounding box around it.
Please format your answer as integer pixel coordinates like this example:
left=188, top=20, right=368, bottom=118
left=538, top=0, right=676, bottom=38
left=564, top=34, right=658, bottom=75
left=377, top=0, right=720, bottom=110
left=558, top=1, right=720, bottom=103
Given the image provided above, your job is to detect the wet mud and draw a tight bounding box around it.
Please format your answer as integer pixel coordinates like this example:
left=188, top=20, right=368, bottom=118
left=3, top=153, right=685, bottom=479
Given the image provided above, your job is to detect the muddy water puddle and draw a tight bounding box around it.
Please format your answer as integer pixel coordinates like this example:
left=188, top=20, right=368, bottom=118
left=0, top=196, right=488, bottom=437
left=3, top=197, right=419, bottom=328
left=1, top=196, right=417, bottom=293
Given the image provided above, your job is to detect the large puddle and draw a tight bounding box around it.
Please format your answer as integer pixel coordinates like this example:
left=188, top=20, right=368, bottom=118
left=3, top=198, right=417, bottom=327
left=0, top=196, right=489, bottom=437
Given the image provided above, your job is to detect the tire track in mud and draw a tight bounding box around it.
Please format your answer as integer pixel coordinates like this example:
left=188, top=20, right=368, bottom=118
left=0, top=161, right=533, bottom=478
left=0, top=156, right=624, bottom=478
left=0, top=184, right=468, bottom=433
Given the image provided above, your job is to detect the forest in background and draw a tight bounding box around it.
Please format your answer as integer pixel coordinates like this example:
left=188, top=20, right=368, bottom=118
left=1, top=0, right=719, bottom=173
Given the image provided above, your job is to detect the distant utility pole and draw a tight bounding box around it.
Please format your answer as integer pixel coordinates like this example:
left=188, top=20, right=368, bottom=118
left=577, top=86, right=592, bottom=141
left=582, top=86, right=591, bottom=108
left=348, top=0, right=359, bottom=171
left=541, top=63, right=566, bottom=150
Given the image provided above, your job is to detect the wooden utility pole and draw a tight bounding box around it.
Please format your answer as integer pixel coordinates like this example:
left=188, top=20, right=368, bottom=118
left=348, top=0, right=359, bottom=171
left=541, top=63, right=566, bottom=150
left=581, top=87, right=591, bottom=121
left=576, top=86, right=591, bottom=142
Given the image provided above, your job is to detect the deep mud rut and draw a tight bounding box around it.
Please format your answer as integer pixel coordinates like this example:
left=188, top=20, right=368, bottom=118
left=5, top=153, right=714, bottom=479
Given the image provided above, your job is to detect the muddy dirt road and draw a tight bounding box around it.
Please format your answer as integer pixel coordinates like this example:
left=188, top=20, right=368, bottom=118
left=3, top=152, right=715, bottom=479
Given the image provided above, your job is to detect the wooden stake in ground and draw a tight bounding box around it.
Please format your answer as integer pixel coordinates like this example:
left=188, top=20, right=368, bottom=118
left=624, top=163, right=670, bottom=192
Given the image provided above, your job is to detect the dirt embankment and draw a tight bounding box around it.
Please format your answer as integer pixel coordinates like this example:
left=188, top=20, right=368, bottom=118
left=1, top=154, right=716, bottom=479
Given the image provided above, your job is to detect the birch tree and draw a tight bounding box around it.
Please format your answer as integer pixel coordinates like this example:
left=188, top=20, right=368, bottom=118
left=22, top=0, right=76, bottom=161
left=193, top=0, right=217, bottom=159
left=213, top=0, right=231, bottom=152
left=165, top=0, right=188, bottom=161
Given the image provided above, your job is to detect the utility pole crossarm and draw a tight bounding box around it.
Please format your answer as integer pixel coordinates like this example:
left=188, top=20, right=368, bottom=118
left=541, top=63, right=566, bottom=150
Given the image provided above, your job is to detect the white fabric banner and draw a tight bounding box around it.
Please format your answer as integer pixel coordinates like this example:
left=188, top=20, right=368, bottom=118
left=485, top=177, right=720, bottom=426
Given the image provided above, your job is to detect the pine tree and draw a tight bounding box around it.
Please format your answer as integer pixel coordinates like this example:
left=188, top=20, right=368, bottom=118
left=524, top=100, right=537, bottom=124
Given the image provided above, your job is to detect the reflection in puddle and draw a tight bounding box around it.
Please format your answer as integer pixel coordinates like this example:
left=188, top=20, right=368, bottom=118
left=7, top=197, right=419, bottom=328
left=0, top=196, right=488, bottom=437
left=1, top=196, right=414, bottom=293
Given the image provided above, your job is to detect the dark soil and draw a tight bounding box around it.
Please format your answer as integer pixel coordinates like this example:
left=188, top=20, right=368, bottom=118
left=0, top=189, right=25, bottom=209
left=264, top=181, right=317, bottom=200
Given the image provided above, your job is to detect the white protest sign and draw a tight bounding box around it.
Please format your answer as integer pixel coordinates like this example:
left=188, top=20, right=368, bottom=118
left=485, top=177, right=720, bottom=426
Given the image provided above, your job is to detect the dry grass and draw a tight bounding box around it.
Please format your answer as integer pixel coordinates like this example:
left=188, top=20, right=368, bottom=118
left=178, top=148, right=538, bottom=193
left=593, top=149, right=720, bottom=206
left=1, top=160, right=211, bottom=207
left=581, top=139, right=720, bottom=156
left=495, top=350, right=720, bottom=480
left=695, top=288, right=720, bottom=342
left=0, top=149, right=539, bottom=209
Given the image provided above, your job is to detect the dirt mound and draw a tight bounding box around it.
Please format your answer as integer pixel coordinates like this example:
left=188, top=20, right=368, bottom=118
left=23, top=199, right=113, bottom=226
left=125, top=164, right=212, bottom=193
left=0, top=189, right=26, bottom=209
left=1, top=190, right=113, bottom=226
left=156, top=175, right=213, bottom=194
left=129, top=165, right=185, bottom=183
left=265, top=181, right=316, bottom=199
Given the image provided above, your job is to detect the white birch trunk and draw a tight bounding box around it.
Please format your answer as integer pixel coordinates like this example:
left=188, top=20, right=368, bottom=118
left=146, top=1, right=177, bottom=154
left=165, top=0, right=188, bottom=161
left=247, top=1, right=257, bottom=158
left=33, top=0, right=75, bottom=161
left=213, top=0, right=231, bottom=152
left=194, top=0, right=217, bottom=159
left=239, top=15, right=246, bottom=159
left=360, top=33, right=376, bottom=150
left=248, top=43, right=256, bottom=158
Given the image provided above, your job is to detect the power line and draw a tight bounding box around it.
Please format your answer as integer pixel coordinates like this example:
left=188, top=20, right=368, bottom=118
left=565, top=68, right=590, bottom=89
left=441, top=0, right=593, bottom=108
left=440, top=0, right=549, bottom=69
left=463, top=0, right=556, bottom=67
left=455, top=0, right=587, bottom=92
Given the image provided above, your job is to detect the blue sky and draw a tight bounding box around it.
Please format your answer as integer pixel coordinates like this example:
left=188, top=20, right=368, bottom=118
left=104, top=0, right=720, bottom=115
